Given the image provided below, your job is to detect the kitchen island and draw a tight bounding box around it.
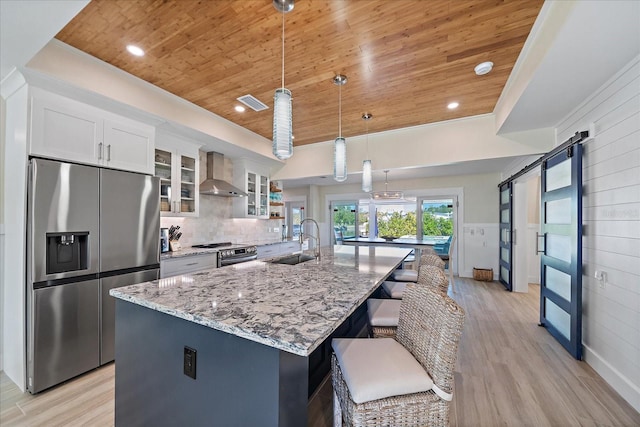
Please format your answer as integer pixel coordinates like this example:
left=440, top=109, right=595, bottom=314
left=110, top=245, right=411, bottom=427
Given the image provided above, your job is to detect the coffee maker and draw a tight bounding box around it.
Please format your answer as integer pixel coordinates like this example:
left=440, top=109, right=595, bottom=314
left=160, top=228, right=170, bottom=253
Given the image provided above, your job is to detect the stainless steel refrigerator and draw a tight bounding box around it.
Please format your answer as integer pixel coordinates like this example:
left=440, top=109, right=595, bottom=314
left=26, top=158, right=160, bottom=394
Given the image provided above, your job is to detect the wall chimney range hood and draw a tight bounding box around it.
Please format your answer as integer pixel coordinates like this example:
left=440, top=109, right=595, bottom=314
left=200, top=152, right=247, bottom=197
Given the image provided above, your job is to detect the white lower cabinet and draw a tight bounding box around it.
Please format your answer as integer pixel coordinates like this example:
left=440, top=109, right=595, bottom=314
left=160, top=253, right=218, bottom=278
left=30, top=88, right=154, bottom=174
left=256, top=242, right=300, bottom=259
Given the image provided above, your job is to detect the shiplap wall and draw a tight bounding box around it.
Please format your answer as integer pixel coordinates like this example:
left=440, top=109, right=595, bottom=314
left=556, top=55, right=640, bottom=411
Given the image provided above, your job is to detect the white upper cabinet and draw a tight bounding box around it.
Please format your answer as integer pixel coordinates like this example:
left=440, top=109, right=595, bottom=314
left=30, top=88, right=155, bottom=174
left=102, top=118, right=154, bottom=173
left=233, top=159, right=270, bottom=219
left=155, top=132, right=201, bottom=217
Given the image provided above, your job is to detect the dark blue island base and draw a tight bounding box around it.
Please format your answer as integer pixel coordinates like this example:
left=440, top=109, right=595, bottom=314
left=114, top=294, right=373, bottom=427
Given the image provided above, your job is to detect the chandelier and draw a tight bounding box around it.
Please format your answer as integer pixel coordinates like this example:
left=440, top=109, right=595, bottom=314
left=372, top=170, right=404, bottom=200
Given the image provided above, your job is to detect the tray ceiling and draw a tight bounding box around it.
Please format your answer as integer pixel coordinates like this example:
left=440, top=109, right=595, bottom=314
left=56, top=0, right=543, bottom=146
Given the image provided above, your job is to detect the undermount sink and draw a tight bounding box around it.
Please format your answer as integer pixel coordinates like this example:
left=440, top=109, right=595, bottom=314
left=269, top=254, right=316, bottom=265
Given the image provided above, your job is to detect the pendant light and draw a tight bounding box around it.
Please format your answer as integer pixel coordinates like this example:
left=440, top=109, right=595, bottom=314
left=272, top=0, right=294, bottom=160
left=361, top=113, right=373, bottom=192
left=372, top=170, right=404, bottom=200
left=333, top=74, right=347, bottom=182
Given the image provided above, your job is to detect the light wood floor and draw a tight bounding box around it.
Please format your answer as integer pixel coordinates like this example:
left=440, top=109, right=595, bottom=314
left=2, top=277, right=639, bottom=426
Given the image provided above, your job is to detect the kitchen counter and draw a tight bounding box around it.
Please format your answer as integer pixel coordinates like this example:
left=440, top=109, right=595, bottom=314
left=159, top=246, right=220, bottom=260
left=159, top=239, right=298, bottom=260
left=114, top=245, right=410, bottom=356
left=111, top=245, right=410, bottom=426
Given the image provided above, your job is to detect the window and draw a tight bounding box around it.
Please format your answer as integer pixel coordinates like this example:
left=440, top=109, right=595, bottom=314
left=329, top=196, right=456, bottom=242
left=375, top=201, right=417, bottom=238
left=332, top=202, right=357, bottom=241
left=419, top=198, right=454, bottom=242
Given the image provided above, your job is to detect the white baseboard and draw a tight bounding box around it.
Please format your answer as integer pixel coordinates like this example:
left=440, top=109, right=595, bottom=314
left=583, top=344, right=640, bottom=412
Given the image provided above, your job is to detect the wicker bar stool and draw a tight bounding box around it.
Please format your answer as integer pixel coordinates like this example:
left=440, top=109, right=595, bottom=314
left=389, top=247, right=437, bottom=282
left=369, top=266, right=449, bottom=338
left=382, top=254, right=446, bottom=299
left=332, top=284, right=466, bottom=427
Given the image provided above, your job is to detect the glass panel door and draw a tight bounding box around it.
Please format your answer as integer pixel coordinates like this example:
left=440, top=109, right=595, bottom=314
left=331, top=202, right=358, bottom=243
left=259, top=175, right=268, bottom=217
left=539, top=144, right=583, bottom=359
left=419, top=198, right=454, bottom=243
left=246, top=172, right=257, bottom=216
left=155, top=149, right=173, bottom=214
left=285, top=202, right=305, bottom=239
left=499, top=182, right=513, bottom=291
left=179, top=154, right=196, bottom=214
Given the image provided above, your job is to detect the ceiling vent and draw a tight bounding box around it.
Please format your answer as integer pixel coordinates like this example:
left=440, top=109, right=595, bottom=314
left=236, top=95, right=269, bottom=112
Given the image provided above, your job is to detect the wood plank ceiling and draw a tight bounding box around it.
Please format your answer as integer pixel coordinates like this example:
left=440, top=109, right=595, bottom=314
left=56, top=0, right=544, bottom=146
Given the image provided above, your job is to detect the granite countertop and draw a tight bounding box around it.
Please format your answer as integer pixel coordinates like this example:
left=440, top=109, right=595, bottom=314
left=112, top=245, right=411, bottom=356
left=160, top=246, right=221, bottom=260
left=160, top=240, right=299, bottom=260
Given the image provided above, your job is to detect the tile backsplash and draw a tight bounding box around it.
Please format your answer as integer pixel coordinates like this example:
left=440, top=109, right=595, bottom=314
left=160, top=151, right=282, bottom=246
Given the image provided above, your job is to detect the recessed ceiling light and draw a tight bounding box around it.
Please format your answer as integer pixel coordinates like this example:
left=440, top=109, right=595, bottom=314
left=474, top=61, right=493, bottom=75
left=234, top=105, right=246, bottom=112
left=447, top=102, right=459, bottom=110
left=126, top=45, right=145, bottom=57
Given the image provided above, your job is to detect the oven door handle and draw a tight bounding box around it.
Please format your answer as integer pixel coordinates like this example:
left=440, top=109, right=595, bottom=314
left=220, top=254, right=258, bottom=266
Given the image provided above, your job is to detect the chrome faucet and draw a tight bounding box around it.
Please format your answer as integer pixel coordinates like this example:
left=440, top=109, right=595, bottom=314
left=299, top=218, right=321, bottom=259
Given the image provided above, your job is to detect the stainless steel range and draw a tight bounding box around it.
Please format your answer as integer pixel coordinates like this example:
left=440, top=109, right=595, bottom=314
left=191, top=242, right=258, bottom=267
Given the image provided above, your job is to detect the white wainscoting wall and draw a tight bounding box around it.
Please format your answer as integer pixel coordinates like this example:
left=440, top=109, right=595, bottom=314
left=462, top=223, right=499, bottom=280
left=556, top=55, right=640, bottom=411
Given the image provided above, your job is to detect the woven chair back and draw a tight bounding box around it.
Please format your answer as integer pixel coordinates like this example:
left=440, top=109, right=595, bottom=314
left=421, top=253, right=445, bottom=269
left=419, top=246, right=437, bottom=257
left=417, top=265, right=449, bottom=295
left=396, top=284, right=465, bottom=398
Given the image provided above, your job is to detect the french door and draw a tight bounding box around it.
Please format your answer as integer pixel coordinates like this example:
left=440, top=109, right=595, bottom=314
left=331, top=201, right=358, bottom=243
left=539, top=145, right=583, bottom=360
left=499, top=183, right=513, bottom=291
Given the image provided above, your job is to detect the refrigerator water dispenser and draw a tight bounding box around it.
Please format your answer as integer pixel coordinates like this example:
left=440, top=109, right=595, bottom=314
left=46, top=231, right=89, bottom=274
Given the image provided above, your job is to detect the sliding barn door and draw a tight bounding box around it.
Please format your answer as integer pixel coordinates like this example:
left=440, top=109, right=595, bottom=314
left=499, top=182, right=513, bottom=291
left=539, top=145, right=583, bottom=359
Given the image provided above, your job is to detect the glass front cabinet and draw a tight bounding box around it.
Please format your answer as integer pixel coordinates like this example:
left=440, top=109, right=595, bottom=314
left=154, top=134, right=200, bottom=217
left=233, top=161, right=269, bottom=219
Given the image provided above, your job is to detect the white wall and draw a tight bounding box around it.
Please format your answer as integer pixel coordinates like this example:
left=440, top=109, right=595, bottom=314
left=1, top=73, right=29, bottom=390
left=556, top=55, right=640, bottom=412
left=273, top=115, right=554, bottom=181
left=0, top=90, right=5, bottom=371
